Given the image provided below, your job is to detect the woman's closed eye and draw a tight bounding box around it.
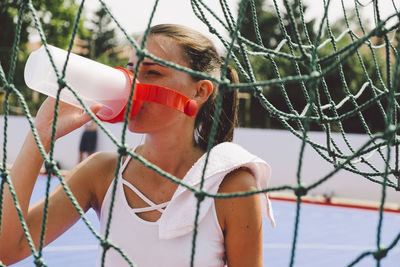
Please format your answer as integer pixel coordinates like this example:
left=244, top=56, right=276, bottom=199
left=141, top=61, right=165, bottom=78
left=138, top=68, right=162, bottom=79
left=126, top=63, right=161, bottom=77
left=146, top=70, right=161, bottom=76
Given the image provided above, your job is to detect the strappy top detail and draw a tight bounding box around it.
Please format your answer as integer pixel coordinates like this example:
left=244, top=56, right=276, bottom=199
left=122, top=179, right=169, bottom=214
left=118, top=155, right=131, bottom=175
left=98, top=142, right=274, bottom=267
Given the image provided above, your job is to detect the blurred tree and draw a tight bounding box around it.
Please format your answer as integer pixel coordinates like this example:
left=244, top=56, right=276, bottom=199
left=237, top=0, right=388, bottom=135
left=238, top=0, right=316, bottom=129
left=33, top=0, right=83, bottom=49
left=89, top=6, right=117, bottom=59
left=79, top=5, right=128, bottom=68
left=0, top=0, right=85, bottom=115
left=0, top=1, right=30, bottom=99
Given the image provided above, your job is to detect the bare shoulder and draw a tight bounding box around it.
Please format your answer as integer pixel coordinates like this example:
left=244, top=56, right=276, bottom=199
left=218, top=167, right=258, bottom=193
left=215, top=168, right=261, bottom=232
left=215, top=168, right=264, bottom=266
left=78, top=151, right=119, bottom=174
left=70, top=151, right=120, bottom=211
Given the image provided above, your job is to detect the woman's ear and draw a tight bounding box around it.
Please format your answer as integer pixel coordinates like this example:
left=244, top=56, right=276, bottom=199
left=194, top=80, right=213, bottom=105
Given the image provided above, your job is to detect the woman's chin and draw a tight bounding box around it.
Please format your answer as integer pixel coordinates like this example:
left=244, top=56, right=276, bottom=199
left=128, top=123, right=143, bottom=133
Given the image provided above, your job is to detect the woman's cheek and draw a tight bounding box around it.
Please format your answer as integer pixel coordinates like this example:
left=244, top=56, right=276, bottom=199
left=128, top=102, right=180, bottom=133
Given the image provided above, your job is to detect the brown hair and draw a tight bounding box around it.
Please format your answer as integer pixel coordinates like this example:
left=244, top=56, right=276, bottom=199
left=149, top=24, right=239, bottom=150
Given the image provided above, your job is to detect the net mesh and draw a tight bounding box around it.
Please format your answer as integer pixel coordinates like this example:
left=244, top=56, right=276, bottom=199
left=0, top=0, right=399, bottom=266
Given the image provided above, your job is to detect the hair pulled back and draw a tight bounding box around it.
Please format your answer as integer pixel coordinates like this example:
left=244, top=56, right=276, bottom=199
left=149, top=24, right=239, bottom=150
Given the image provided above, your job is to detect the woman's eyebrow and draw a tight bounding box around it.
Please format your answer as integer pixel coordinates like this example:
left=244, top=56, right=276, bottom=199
left=127, top=61, right=166, bottom=69
left=141, top=61, right=165, bottom=67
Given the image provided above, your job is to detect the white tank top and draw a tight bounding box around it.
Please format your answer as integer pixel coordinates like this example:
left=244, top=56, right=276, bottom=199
left=96, top=142, right=274, bottom=267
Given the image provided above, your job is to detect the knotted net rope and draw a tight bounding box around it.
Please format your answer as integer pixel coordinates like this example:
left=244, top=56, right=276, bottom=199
left=0, top=0, right=399, bottom=266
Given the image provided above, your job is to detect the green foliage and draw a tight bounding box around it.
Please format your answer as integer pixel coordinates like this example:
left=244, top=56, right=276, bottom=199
left=77, top=5, right=128, bottom=68
left=32, top=0, right=82, bottom=49
left=0, top=0, right=84, bottom=115
left=237, top=0, right=389, bottom=134
left=315, top=33, right=388, bottom=133
left=238, top=0, right=316, bottom=129
left=0, top=1, right=29, bottom=114
left=89, top=6, right=118, bottom=59
left=95, top=51, right=129, bottom=67
left=0, top=1, right=128, bottom=116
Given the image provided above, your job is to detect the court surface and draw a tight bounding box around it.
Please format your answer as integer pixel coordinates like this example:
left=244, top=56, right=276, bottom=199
left=9, top=176, right=400, bottom=267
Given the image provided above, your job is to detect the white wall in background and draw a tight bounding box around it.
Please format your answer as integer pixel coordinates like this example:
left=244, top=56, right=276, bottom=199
left=1, top=116, right=399, bottom=203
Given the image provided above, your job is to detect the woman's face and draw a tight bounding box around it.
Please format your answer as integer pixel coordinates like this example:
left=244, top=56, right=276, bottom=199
left=126, top=35, right=198, bottom=133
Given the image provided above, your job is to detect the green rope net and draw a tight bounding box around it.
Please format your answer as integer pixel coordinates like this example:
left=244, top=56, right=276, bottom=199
left=0, top=0, right=399, bottom=266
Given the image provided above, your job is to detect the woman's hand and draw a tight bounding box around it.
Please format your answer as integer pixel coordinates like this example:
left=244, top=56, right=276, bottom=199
left=34, top=97, right=102, bottom=146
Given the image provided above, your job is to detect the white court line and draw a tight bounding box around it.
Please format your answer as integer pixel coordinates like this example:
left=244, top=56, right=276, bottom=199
left=264, top=243, right=400, bottom=252
left=44, top=245, right=98, bottom=252
left=43, top=243, right=400, bottom=253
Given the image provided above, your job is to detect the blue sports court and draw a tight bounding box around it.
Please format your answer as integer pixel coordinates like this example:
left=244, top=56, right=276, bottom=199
left=9, top=175, right=400, bottom=267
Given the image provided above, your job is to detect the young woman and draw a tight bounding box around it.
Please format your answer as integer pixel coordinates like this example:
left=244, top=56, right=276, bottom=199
left=0, top=24, right=274, bottom=267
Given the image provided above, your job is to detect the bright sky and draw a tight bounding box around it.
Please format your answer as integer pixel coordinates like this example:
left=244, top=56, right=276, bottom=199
left=84, top=0, right=399, bottom=47
left=84, top=0, right=240, bottom=49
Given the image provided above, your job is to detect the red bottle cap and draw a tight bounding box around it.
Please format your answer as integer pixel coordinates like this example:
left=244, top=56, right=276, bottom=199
left=99, top=67, right=198, bottom=123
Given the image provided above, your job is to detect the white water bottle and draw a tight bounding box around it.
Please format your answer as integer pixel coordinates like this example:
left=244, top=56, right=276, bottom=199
left=24, top=45, right=132, bottom=121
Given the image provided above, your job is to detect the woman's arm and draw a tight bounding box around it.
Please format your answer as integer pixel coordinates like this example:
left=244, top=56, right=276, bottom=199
left=215, top=168, right=263, bottom=267
left=0, top=98, right=103, bottom=265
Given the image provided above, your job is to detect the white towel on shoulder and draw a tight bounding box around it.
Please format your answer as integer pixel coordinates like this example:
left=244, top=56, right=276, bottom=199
left=158, top=142, right=275, bottom=240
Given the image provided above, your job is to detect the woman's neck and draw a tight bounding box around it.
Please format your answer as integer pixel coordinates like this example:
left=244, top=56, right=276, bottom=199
left=138, top=130, right=204, bottom=179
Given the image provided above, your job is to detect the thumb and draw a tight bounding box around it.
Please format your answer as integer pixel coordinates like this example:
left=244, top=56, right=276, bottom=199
left=90, top=104, right=103, bottom=115
left=81, top=104, right=103, bottom=123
